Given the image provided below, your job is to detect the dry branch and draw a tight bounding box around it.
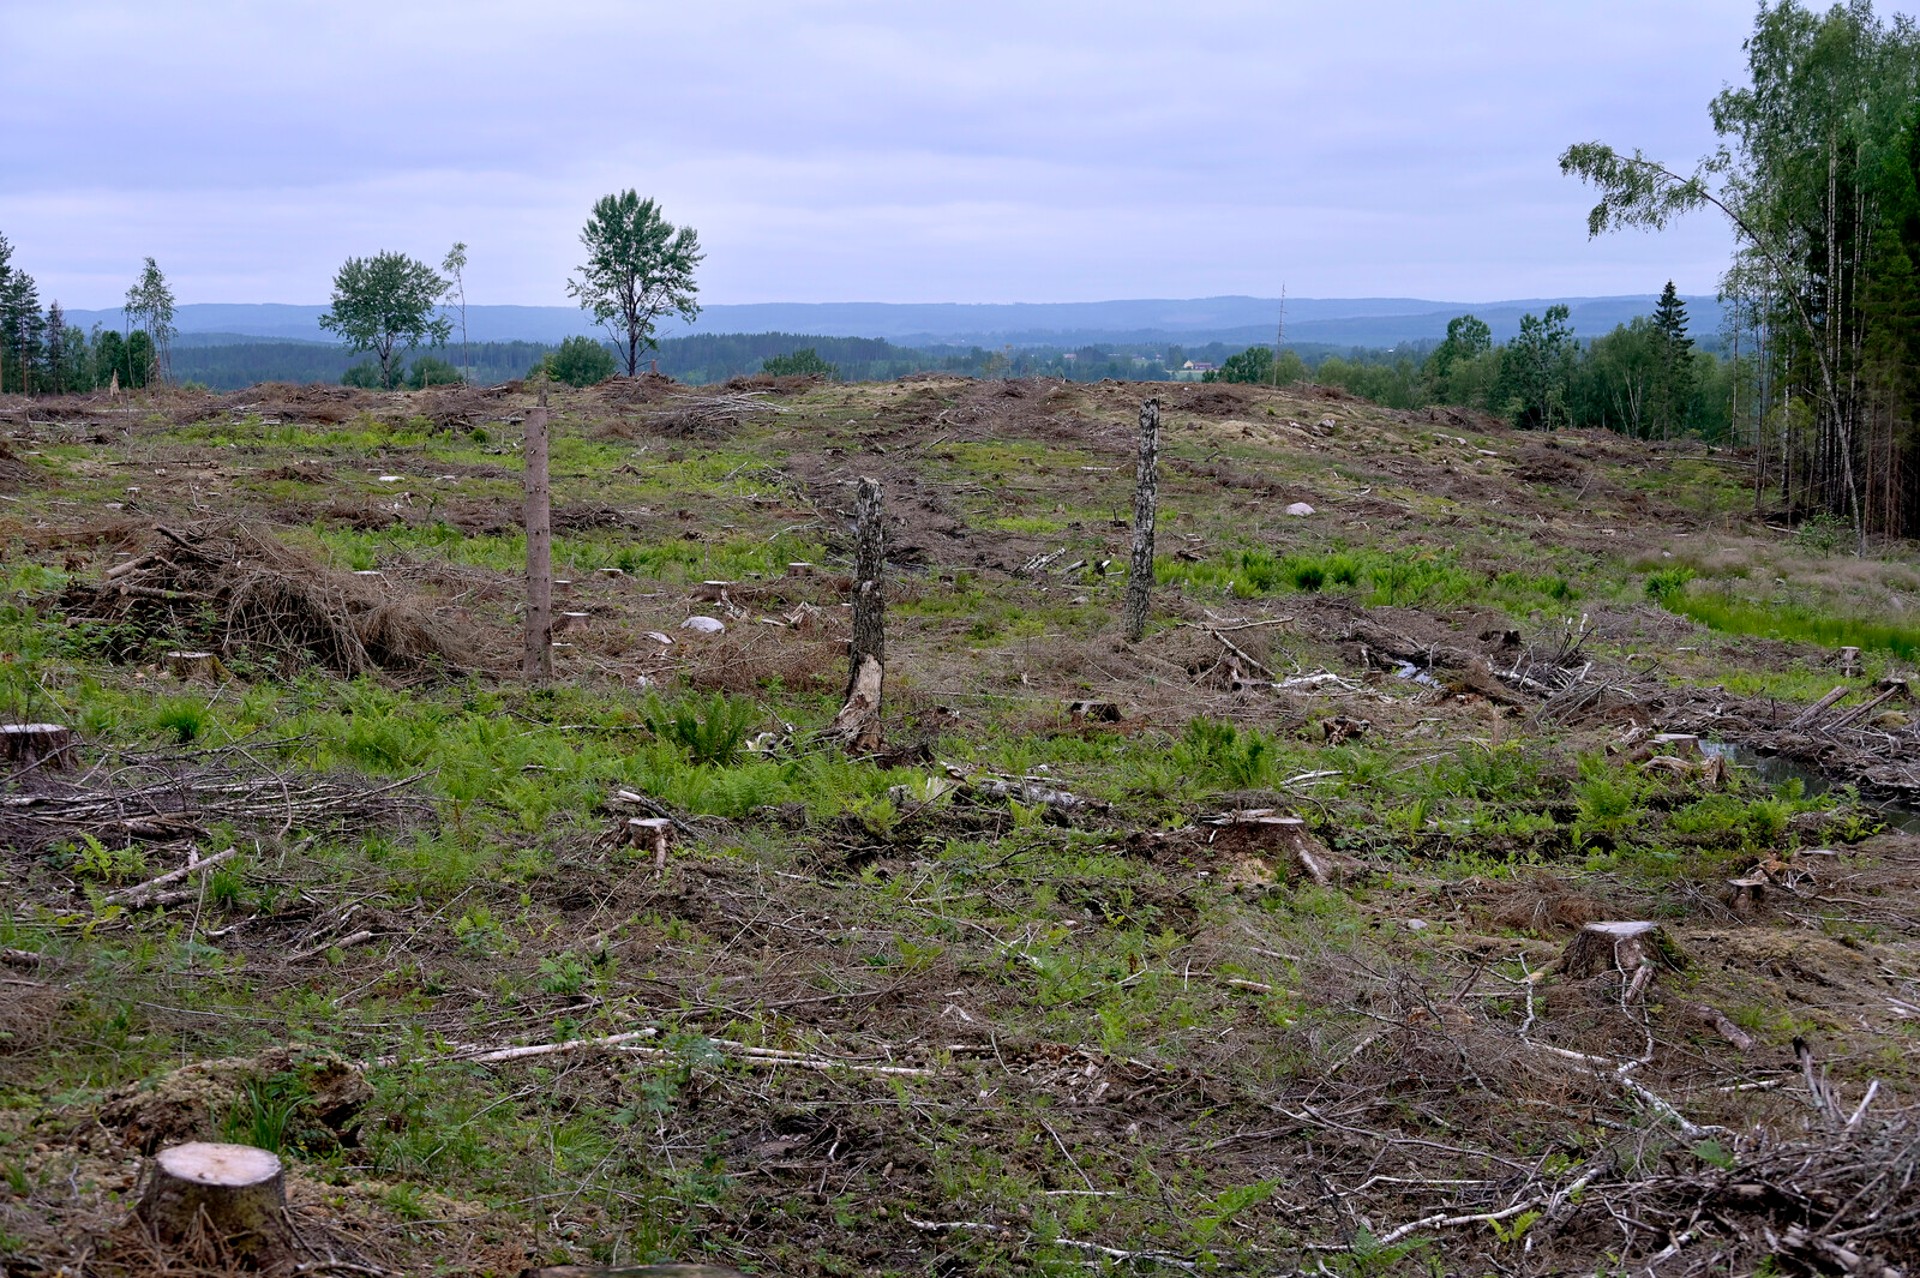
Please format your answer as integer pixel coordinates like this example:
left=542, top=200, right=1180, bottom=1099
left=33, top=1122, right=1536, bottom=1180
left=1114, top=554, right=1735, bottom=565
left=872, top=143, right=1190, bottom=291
left=99, top=845, right=236, bottom=909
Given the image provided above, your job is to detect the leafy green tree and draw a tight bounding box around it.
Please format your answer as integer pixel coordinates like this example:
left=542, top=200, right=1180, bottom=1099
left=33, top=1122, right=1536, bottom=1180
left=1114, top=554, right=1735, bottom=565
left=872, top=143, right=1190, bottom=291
left=441, top=241, right=469, bottom=384
left=408, top=355, right=464, bottom=389
left=545, top=336, right=617, bottom=387
left=1215, top=345, right=1275, bottom=384
left=567, top=191, right=703, bottom=376
left=92, top=328, right=124, bottom=389
left=124, top=257, right=177, bottom=384
left=1560, top=1, right=1920, bottom=541
left=761, top=347, right=836, bottom=378
left=1424, top=315, right=1492, bottom=386
left=341, top=362, right=384, bottom=389
left=319, top=251, right=452, bottom=390
left=122, top=330, right=155, bottom=388
left=1496, top=306, right=1576, bottom=429
left=1572, top=317, right=1663, bottom=437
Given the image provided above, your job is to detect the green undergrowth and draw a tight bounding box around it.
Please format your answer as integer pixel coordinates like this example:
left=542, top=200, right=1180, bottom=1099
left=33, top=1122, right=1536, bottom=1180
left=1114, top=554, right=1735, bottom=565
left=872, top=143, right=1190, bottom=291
left=1655, top=579, right=1920, bottom=661
left=1159, top=543, right=1579, bottom=610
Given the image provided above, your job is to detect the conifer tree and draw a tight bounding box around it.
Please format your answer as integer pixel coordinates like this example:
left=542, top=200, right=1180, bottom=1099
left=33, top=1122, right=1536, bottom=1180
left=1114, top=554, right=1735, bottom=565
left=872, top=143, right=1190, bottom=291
left=1650, top=281, right=1695, bottom=438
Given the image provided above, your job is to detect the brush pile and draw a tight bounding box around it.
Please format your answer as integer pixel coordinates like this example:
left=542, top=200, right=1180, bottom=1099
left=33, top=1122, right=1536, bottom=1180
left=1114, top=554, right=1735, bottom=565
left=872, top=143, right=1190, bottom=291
left=60, top=521, right=472, bottom=676
left=646, top=388, right=786, bottom=438
left=0, top=753, right=428, bottom=853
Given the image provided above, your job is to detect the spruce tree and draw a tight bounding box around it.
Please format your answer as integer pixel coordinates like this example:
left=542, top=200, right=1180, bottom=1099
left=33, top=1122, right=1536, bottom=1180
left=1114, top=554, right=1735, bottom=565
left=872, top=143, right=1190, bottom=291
left=1651, top=281, right=1694, bottom=438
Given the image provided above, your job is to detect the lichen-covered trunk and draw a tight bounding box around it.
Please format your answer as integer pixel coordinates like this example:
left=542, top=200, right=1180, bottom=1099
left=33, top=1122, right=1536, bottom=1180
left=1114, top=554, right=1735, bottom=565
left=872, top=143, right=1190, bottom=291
left=1123, top=398, right=1161, bottom=643
left=523, top=388, right=554, bottom=682
left=831, top=477, right=886, bottom=751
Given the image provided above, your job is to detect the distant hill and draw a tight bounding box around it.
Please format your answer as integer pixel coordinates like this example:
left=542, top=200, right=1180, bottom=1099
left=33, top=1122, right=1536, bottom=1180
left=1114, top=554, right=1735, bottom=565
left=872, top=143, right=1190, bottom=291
left=64, top=294, right=1724, bottom=350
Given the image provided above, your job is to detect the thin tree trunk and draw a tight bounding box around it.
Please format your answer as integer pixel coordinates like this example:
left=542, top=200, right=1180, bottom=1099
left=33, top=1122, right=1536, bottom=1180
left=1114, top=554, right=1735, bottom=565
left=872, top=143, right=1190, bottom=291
left=523, top=382, right=554, bottom=682
left=829, top=477, right=886, bottom=751
left=1123, top=398, right=1161, bottom=644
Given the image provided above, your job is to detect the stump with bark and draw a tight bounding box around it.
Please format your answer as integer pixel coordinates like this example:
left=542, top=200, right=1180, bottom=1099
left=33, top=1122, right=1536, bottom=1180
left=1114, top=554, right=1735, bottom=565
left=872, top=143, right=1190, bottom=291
left=137, top=1141, right=291, bottom=1267
left=164, top=651, right=224, bottom=681
left=2, top=723, right=73, bottom=772
left=1561, top=921, right=1683, bottom=979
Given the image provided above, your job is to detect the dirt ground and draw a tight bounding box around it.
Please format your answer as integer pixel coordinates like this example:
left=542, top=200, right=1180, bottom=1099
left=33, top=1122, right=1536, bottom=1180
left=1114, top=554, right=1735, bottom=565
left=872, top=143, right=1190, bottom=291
left=2, top=376, right=1918, bottom=1276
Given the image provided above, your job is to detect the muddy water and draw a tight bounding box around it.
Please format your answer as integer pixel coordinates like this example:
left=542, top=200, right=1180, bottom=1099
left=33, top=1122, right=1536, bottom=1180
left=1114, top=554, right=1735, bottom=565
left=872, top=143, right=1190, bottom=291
left=1702, top=740, right=1920, bottom=836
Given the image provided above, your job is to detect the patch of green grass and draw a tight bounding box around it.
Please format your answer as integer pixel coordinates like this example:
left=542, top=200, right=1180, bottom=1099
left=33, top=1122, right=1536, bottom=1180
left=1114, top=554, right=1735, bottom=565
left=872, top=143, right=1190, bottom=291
left=1663, top=588, right=1920, bottom=661
left=1159, top=545, right=1576, bottom=611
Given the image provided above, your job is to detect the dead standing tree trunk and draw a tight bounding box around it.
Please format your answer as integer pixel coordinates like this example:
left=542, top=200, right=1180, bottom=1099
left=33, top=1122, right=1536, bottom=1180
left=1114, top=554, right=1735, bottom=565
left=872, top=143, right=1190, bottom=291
left=1122, top=398, right=1161, bottom=643
left=828, top=477, right=886, bottom=752
left=523, top=382, right=553, bottom=682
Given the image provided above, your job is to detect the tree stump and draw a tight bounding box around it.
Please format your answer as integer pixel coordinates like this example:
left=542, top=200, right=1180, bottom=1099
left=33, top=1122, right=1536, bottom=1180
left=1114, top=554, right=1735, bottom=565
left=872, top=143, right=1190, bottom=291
left=554, top=611, right=592, bottom=635
left=1067, top=700, right=1121, bottom=724
left=692, top=580, right=733, bottom=602
left=1839, top=646, right=1863, bottom=677
left=137, top=1141, right=291, bottom=1266
left=2, top=723, right=73, bottom=772
left=1122, top=398, right=1161, bottom=643
left=165, top=651, right=223, bottom=681
left=621, top=816, right=674, bottom=877
left=1561, top=921, right=1683, bottom=979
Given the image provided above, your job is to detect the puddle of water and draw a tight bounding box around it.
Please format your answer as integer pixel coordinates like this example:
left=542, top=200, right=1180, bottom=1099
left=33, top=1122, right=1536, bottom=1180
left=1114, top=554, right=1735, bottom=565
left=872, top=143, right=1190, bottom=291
left=1392, top=661, right=1443, bottom=689
left=1701, top=739, right=1920, bottom=836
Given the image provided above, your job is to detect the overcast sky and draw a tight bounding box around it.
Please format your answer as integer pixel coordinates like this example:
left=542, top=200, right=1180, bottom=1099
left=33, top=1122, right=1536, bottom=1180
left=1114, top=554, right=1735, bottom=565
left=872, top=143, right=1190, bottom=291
left=8, top=1, right=1917, bottom=310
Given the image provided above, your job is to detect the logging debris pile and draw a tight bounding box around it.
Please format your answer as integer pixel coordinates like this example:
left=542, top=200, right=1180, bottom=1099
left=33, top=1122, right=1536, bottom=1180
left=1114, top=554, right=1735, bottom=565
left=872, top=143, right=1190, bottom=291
left=0, top=750, right=429, bottom=853
left=58, top=521, right=474, bottom=676
left=645, top=389, right=788, bottom=439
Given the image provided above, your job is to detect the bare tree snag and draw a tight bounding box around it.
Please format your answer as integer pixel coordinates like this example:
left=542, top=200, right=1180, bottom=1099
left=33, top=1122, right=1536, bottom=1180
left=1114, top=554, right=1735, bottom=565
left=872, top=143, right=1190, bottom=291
left=137, top=1141, right=291, bottom=1266
left=1122, top=398, right=1161, bottom=643
left=2, top=723, right=74, bottom=772
left=830, top=477, right=886, bottom=752
left=523, top=382, right=554, bottom=683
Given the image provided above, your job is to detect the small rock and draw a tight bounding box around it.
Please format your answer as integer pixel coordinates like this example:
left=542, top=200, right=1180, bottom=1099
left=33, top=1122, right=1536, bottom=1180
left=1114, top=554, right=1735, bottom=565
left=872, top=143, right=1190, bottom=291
left=1285, top=502, right=1315, bottom=517
left=680, top=616, right=725, bottom=634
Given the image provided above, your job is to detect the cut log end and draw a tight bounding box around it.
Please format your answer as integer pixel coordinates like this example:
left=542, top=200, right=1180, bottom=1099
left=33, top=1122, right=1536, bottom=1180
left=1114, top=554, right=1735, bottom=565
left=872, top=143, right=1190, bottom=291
left=138, top=1141, right=290, bottom=1265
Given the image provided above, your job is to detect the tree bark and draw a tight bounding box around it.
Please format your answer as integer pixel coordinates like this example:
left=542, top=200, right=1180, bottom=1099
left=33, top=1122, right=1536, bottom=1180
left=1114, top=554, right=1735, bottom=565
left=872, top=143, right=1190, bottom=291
left=1122, top=398, right=1161, bottom=643
left=523, top=383, right=553, bottom=682
left=831, top=478, right=886, bottom=751
left=2, top=723, right=73, bottom=772
left=137, top=1141, right=291, bottom=1267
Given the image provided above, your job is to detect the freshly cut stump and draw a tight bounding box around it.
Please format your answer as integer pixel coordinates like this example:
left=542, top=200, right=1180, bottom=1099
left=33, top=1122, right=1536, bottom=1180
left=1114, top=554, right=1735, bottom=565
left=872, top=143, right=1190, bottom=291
left=1561, top=921, right=1682, bottom=979
left=1, top=723, right=73, bottom=772
left=138, top=1141, right=291, bottom=1265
